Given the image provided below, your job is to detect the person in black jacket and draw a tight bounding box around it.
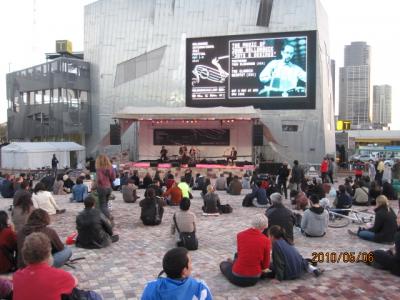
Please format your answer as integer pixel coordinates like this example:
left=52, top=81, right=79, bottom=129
left=1, top=174, right=15, bottom=198
left=76, top=196, right=118, bottom=249
left=265, top=193, right=296, bottom=244
left=369, top=213, right=400, bottom=276
left=332, top=185, right=352, bottom=215
left=140, top=188, right=164, bottom=226
left=349, top=195, right=397, bottom=243
left=277, top=162, right=290, bottom=199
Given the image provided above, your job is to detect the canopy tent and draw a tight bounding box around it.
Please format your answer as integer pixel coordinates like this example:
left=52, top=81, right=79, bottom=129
left=1, top=142, right=86, bottom=170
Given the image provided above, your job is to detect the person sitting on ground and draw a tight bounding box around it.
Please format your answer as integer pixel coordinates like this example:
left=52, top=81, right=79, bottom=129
left=120, top=171, right=130, bottom=187
left=12, top=192, right=34, bottom=233
left=141, top=247, right=212, bottom=300
left=184, top=169, right=194, bottom=188
left=226, top=172, right=234, bottom=187
left=32, top=182, right=65, bottom=215
left=220, top=214, right=271, bottom=287
left=307, top=178, right=325, bottom=200
left=369, top=181, right=382, bottom=205
left=163, top=181, right=183, bottom=206
left=193, top=173, right=206, bottom=191
left=201, top=178, right=212, bottom=197
left=70, top=177, right=88, bottom=203
left=76, top=196, right=119, bottom=249
left=130, top=170, right=140, bottom=187
left=112, top=173, right=121, bottom=191
left=382, top=181, right=398, bottom=201
left=171, top=198, right=196, bottom=246
left=39, top=173, right=55, bottom=192
left=142, top=173, right=153, bottom=190
left=13, top=232, right=77, bottom=300
left=227, top=175, right=242, bottom=195
left=202, top=185, right=222, bottom=214
left=0, top=278, right=12, bottom=300
left=265, top=193, right=296, bottom=244
left=82, top=174, right=93, bottom=193
left=13, top=180, right=31, bottom=206
left=267, top=225, right=324, bottom=280
left=17, top=209, right=72, bottom=269
left=367, top=212, right=400, bottom=276
left=122, top=179, right=139, bottom=203
left=349, top=195, right=397, bottom=244
left=52, top=174, right=66, bottom=195
left=145, top=179, right=163, bottom=197
left=344, top=177, right=354, bottom=196
left=291, top=190, right=309, bottom=211
left=62, top=174, right=74, bottom=193
left=300, top=194, right=329, bottom=237
left=140, top=188, right=164, bottom=226
left=0, top=211, right=17, bottom=273
left=215, top=173, right=227, bottom=191
left=353, top=180, right=370, bottom=206
left=1, top=174, right=15, bottom=198
left=332, top=185, right=352, bottom=214
left=177, top=177, right=192, bottom=199
left=242, top=180, right=268, bottom=208
left=242, top=173, right=251, bottom=189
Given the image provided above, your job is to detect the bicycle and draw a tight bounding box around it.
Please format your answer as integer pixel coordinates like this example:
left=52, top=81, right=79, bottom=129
left=328, top=207, right=375, bottom=228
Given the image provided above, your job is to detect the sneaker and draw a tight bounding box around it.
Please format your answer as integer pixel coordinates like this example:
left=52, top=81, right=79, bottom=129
left=313, top=268, right=324, bottom=277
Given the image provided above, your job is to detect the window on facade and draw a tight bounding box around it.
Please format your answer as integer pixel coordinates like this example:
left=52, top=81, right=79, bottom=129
left=34, top=91, right=42, bottom=104
left=43, top=90, right=51, bottom=104
left=22, top=92, right=28, bottom=105
left=52, top=88, right=59, bottom=103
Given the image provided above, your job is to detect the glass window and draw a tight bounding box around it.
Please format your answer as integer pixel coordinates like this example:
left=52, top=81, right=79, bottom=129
left=22, top=92, right=28, bottom=105
left=34, top=91, right=42, bottom=104
left=79, top=91, right=88, bottom=103
left=43, top=90, right=51, bottom=104
left=51, top=61, right=59, bottom=72
left=52, top=88, right=59, bottom=103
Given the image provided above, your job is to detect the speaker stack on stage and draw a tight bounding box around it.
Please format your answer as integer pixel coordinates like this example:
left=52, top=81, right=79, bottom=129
left=110, top=124, right=121, bottom=145
left=253, top=125, right=263, bottom=146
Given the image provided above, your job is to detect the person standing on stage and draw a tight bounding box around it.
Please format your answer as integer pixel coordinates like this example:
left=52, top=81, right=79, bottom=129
left=189, top=146, right=199, bottom=162
left=160, top=146, right=168, bottom=162
left=179, top=145, right=188, bottom=157
left=227, top=147, right=237, bottom=165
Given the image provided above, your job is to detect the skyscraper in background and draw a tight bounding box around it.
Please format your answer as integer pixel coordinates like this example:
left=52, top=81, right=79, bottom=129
left=338, top=41, right=371, bottom=127
left=373, top=85, right=392, bottom=127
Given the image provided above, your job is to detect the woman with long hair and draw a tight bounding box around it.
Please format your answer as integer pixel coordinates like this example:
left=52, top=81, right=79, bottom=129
left=12, top=192, right=34, bottom=232
left=95, top=154, right=115, bottom=219
left=32, top=182, right=64, bottom=215
left=17, top=209, right=72, bottom=269
left=349, top=195, right=397, bottom=243
left=0, top=211, right=17, bottom=273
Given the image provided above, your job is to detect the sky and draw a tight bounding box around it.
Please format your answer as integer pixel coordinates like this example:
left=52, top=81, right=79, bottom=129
left=0, top=0, right=398, bottom=128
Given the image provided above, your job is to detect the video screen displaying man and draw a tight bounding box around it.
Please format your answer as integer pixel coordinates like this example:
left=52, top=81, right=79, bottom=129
left=258, top=42, right=306, bottom=97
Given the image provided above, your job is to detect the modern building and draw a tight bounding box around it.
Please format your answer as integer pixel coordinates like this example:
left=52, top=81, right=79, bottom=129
left=338, top=41, right=371, bottom=127
left=6, top=52, right=91, bottom=145
left=372, top=84, right=391, bottom=127
left=83, top=0, right=335, bottom=164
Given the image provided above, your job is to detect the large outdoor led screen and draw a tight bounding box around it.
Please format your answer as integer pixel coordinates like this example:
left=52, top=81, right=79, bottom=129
left=186, top=30, right=316, bottom=110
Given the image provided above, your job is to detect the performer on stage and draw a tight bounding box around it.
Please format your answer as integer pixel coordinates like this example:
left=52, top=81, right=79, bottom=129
left=178, top=145, right=188, bottom=157
left=189, top=146, right=200, bottom=162
left=160, top=146, right=168, bottom=162
left=227, top=147, right=237, bottom=165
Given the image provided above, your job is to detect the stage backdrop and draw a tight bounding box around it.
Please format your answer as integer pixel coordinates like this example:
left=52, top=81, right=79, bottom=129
left=138, top=120, right=253, bottom=162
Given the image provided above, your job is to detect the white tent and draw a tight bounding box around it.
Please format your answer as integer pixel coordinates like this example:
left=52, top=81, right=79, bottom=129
left=1, top=142, right=86, bottom=170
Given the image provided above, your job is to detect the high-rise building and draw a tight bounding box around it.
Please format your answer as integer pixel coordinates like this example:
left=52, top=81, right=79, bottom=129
left=373, top=85, right=392, bottom=127
left=338, top=42, right=371, bottom=127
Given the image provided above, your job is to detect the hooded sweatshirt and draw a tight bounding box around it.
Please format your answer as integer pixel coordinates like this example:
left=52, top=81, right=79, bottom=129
left=300, top=206, right=328, bottom=237
left=141, top=276, right=212, bottom=300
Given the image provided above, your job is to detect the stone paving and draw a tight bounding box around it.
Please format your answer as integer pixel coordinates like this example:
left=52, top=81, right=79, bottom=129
left=1, top=180, right=400, bottom=299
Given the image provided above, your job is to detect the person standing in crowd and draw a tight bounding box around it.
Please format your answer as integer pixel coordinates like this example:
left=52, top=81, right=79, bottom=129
left=376, top=159, right=385, bottom=185
left=320, top=157, right=329, bottom=183
left=328, top=157, right=335, bottom=184
left=51, top=154, right=59, bottom=177
left=76, top=196, right=119, bottom=249
left=368, top=160, right=376, bottom=182
left=141, top=247, right=212, bottom=300
left=95, top=154, right=115, bottom=220
left=219, top=214, right=271, bottom=287
left=277, top=162, right=290, bottom=199
left=290, top=160, right=304, bottom=192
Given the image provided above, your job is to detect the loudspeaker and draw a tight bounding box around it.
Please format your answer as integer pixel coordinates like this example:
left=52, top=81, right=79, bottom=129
left=150, top=161, right=158, bottom=167
left=171, top=162, right=180, bottom=167
left=236, top=161, right=246, bottom=167
left=253, top=125, right=263, bottom=146
left=110, top=124, right=121, bottom=145
left=188, top=162, right=196, bottom=167
left=217, top=160, right=228, bottom=165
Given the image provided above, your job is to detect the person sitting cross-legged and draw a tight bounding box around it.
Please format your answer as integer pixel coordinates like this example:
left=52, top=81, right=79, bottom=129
left=202, top=185, right=222, bottom=214
left=349, top=195, right=397, bottom=244
left=300, top=194, right=329, bottom=237
left=242, top=181, right=268, bottom=208
left=70, top=177, right=88, bottom=203
left=171, top=198, right=197, bottom=247
left=76, top=195, right=119, bottom=249
left=122, top=179, right=139, bottom=203
left=140, top=188, right=164, bottom=226
left=220, top=214, right=271, bottom=287
left=227, top=175, right=242, bottom=195
left=141, top=247, right=212, bottom=300
left=266, top=225, right=324, bottom=280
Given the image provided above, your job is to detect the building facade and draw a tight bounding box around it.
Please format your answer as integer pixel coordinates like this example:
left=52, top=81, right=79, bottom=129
left=84, top=0, right=335, bottom=164
left=372, top=85, right=391, bottom=127
left=6, top=57, right=91, bottom=144
left=338, top=41, right=371, bottom=127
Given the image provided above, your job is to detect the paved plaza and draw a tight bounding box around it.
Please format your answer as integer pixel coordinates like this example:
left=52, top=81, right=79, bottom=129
left=1, top=180, right=400, bottom=300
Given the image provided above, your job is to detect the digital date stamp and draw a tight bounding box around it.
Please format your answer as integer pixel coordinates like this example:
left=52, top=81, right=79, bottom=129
left=311, top=251, right=374, bottom=263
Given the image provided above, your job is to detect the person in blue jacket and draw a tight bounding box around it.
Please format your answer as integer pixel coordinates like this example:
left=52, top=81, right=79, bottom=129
left=141, top=247, right=212, bottom=300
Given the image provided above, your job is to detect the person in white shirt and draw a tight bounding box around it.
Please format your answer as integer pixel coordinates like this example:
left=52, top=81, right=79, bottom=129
left=32, top=182, right=65, bottom=215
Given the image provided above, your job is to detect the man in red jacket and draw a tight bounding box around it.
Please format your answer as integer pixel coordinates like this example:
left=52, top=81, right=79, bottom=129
left=220, top=214, right=271, bottom=287
left=320, top=157, right=329, bottom=183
